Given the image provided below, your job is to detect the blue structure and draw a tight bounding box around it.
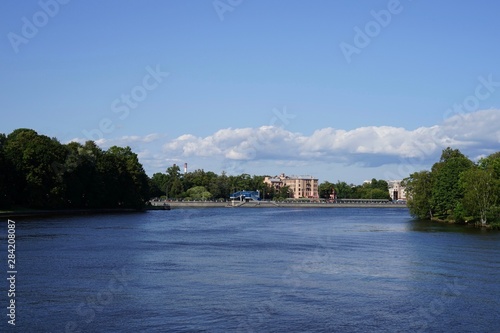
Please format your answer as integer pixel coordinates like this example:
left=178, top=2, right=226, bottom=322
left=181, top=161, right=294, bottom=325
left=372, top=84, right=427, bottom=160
left=229, top=190, right=261, bottom=201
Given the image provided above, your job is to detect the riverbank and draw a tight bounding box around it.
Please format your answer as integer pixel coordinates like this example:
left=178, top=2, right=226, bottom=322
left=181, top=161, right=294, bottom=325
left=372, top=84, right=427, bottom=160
left=161, top=201, right=409, bottom=209
left=0, top=201, right=408, bottom=218
left=430, top=216, right=500, bottom=230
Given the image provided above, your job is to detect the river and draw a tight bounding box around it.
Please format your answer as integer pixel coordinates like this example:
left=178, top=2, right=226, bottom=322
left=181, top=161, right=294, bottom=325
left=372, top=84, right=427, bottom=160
left=3, top=208, right=500, bottom=332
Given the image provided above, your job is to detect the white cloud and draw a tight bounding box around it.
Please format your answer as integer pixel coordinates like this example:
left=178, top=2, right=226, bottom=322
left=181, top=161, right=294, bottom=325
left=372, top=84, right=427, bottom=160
left=68, top=109, right=500, bottom=179
left=162, top=109, right=500, bottom=166
left=68, top=133, right=164, bottom=148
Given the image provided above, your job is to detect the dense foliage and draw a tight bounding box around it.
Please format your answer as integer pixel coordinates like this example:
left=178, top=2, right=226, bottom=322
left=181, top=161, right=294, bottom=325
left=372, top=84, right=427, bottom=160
left=0, top=129, right=149, bottom=210
left=404, top=148, right=500, bottom=226
left=319, top=178, right=390, bottom=200
left=149, top=167, right=278, bottom=201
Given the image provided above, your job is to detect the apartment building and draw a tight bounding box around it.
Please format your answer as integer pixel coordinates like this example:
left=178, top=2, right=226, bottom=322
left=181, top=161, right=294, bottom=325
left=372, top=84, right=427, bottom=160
left=264, top=173, right=319, bottom=199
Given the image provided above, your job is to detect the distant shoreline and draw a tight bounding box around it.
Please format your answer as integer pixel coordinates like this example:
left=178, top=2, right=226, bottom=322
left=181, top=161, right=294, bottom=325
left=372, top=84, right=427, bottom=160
left=162, top=201, right=409, bottom=209
left=0, top=202, right=408, bottom=218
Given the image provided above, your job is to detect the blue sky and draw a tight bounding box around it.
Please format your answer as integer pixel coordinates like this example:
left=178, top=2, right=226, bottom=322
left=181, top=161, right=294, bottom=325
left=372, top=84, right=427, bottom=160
left=1, top=0, right=500, bottom=184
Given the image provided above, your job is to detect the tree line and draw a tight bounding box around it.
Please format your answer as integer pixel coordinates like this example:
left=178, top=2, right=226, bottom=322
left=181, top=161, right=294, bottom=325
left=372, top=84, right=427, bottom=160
left=149, top=167, right=293, bottom=201
left=318, top=179, right=391, bottom=201
left=150, top=167, right=390, bottom=202
left=404, top=147, right=500, bottom=226
left=0, top=129, right=149, bottom=210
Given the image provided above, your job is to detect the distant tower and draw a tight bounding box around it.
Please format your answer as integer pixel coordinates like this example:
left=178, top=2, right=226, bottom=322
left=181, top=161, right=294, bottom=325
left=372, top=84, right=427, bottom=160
left=184, top=163, right=188, bottom=174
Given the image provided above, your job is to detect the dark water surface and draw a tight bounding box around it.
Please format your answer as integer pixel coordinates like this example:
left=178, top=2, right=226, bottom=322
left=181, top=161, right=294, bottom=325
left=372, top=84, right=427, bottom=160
left=2, top=208, right=500, bottom=332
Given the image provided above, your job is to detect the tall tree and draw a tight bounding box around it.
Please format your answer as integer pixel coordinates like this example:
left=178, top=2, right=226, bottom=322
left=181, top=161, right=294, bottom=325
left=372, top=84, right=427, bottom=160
left=185, top=186, right=212, bottom=201
left=460, top=165, right=499, bottom=225
left=4, top=129, right=67, bottom=208
left=275, top=185, right=292, bottom=200
left=105, top=146, right=150, bottom=209
left=318, top=181, right=335, bottom=199
left=166, top=164, right=183, bottom=198
left=60, top=141, right=100, bottom=208
left=150, top=172, right=168, bottom=197
left=403, top=171, right=433, bottom=219
left=430, top=148, right=473, bottom=220
left=0, top=133, right=14, bottom=208
left=334, top=181, right=355, bottom=199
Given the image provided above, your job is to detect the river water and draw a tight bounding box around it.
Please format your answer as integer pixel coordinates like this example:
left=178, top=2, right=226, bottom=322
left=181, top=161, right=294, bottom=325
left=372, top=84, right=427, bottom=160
left=3, top=208, right=500, bottom=332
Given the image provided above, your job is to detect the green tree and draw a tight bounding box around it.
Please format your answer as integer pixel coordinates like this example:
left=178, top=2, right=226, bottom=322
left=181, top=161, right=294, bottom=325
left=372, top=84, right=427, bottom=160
left=431, top=148, right=473, bottom=220
left=479, top=152, right=500, bottom=178
left=166, top=164, right=183, bottom=199
left=0, top=133, right=14, bottom=208
left=403, top=171, right=433, bottom=219
left=318, top=181, right=335, bottom=199
left=4, top=129, right=67, bottom=208
left=367, top=188, right=390, bottom=199
left=60, top=141, right=101, bottom=208
left=275, top=185, right=292, bottom=200
left=371, top=178, right=389, bottom=192
left=334, top=181, right=355, bottom=199
left=150, top=172, right=168, bottom=198
left=214, top=171, right=230, bottom=200
left=460, top=166, right=499, bottom=225
left=185, top=186, right=212, bottom=201
left=86, top=145, right=150, bottom=209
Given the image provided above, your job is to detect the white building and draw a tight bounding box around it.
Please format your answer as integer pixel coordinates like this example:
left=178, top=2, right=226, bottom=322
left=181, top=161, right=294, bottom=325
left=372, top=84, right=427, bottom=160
left=388, top=180, right=406, bottom=201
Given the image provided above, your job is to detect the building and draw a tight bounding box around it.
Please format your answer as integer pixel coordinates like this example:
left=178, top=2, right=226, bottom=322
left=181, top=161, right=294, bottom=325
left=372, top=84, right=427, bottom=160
left=229, top=190, right=261, bottom=202
left=388, top=180, right=406, bottom=201
left=264, top=173, right=319, bottom=199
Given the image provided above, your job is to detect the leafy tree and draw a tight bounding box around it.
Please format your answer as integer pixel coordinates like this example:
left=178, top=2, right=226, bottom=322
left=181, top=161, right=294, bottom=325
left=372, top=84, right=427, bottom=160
left=185, top=186, right=212, bottom=201
left=275, top=185, right=292, bottom=200
left=4, top=129, right=67, bottom=208
left=0, top=133, right=14, bottom=208
left=430, top=148, right=473, bottom=220
left=334, top=181, right=355, bottom=199
left=1, top=128, right=150, bottom=210
left=403, top=171, right=433, bottom=219
left=479, top=152, right=500, bottom=178
left=60, top=141, right=101, bottom=208
left=318, top=181, right=335, bottom=199
left=150, top=172, right=168, bottom=197
left=348, top=179, right=390, bottom=200
left=370, top=178, right=389, bottom=192
left=229, top=173, right=254, bottom=193
left=213, top=171, right=230, bottom=200
left=105, top=146, right=150, bottom=209
left=367, top=188, right=390, bottom=199
left=460, top=166, right=499, bottom=225
left=166, top=164, right=183, bottom=199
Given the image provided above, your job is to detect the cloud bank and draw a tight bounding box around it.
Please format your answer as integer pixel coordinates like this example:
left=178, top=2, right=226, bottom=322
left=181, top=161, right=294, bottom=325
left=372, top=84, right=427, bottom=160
left=163, top=109, right=500, bottom=166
